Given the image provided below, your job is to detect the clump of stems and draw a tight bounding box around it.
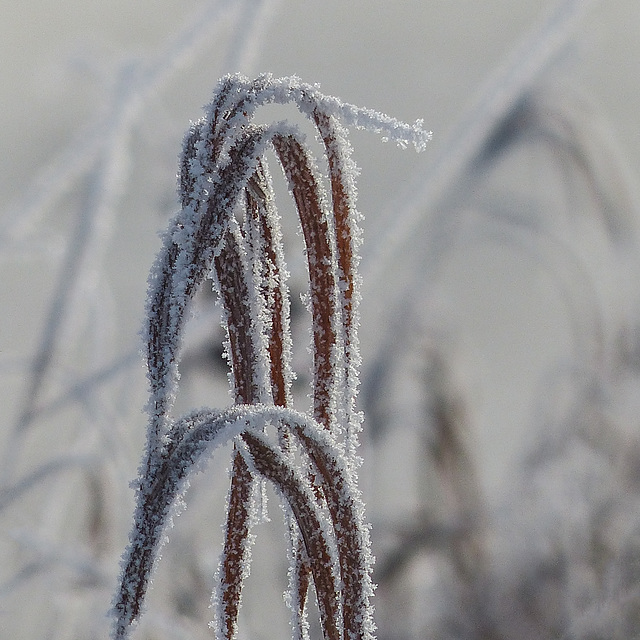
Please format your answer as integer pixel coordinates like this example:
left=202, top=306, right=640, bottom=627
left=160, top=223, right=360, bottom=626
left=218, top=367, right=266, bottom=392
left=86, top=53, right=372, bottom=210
left=111, top=73, right=428, bottom=640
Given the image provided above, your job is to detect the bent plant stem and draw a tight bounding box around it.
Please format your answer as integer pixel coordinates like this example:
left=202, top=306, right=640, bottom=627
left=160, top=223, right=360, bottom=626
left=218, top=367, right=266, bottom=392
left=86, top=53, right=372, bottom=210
left=113, top=407, right=368, bottom=640
left=112, top=74, right=428, bottom=640
left=272, top=132, right=337, bottom=431
left=214, top=226, right=264, bottom=640
left=240, top=431, right=342, bottom=640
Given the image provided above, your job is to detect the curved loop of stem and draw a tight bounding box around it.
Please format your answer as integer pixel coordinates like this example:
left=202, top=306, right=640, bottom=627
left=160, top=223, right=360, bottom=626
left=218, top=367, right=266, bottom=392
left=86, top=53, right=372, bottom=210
left=115, top=74, right=427, bottom=640
left=112, top=406, right=373, bottom=640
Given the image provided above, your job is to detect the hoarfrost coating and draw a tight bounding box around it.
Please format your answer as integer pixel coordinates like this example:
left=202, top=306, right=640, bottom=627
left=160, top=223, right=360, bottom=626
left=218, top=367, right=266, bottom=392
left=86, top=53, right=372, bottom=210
left=113, top=74, right=427, bottom=640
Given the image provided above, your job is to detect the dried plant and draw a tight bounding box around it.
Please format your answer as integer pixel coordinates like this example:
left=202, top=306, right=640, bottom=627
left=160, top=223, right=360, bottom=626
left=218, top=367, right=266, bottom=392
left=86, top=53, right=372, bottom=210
left=6, top=2, right=640, bottom=639
left=111, top=74, right=428, bottom=640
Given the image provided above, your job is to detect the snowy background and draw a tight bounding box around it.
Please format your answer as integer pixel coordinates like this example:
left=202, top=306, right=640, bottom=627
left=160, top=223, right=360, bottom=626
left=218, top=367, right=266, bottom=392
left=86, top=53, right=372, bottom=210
left=2, top=1, right=640, bottom=638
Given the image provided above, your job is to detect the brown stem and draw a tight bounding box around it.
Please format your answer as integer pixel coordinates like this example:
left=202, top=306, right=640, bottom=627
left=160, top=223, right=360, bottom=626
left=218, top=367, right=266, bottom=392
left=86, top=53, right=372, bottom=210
left=214, top=228, right=260, bottom=640
left=242, top=431, right=342, bottom=640
left=313, top=111, right=355, bottom=347
left=245, top=162, right=291, bottom=407
left=294, top=426, right=372, bottom=640
left=272, top=133, right=337, bottom=431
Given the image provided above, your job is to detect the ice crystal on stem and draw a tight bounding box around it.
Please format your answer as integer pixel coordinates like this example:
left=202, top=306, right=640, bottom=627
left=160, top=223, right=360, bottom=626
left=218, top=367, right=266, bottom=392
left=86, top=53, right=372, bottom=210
left=111, top=73, right=428, bottom=640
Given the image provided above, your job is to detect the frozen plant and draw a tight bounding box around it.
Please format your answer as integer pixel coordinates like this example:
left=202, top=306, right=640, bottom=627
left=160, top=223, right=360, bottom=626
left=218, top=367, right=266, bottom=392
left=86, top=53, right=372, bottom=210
left=111, top=73, right=429, bottom=640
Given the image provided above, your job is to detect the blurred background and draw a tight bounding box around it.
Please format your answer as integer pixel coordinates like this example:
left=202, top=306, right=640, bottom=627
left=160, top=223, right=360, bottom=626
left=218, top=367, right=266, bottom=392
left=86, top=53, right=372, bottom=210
left=2, top=1, right=640, bottom=638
